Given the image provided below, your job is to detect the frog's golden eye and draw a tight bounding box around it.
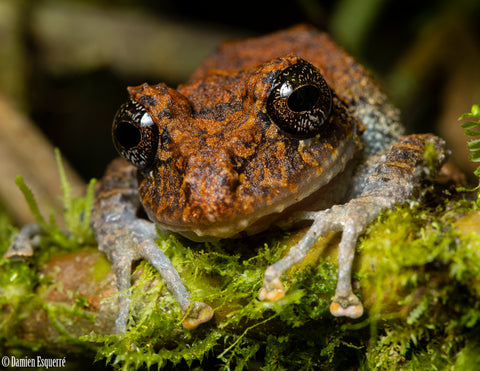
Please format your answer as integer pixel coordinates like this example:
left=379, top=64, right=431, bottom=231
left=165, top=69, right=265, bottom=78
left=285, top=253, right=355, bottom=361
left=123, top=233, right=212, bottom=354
left=112, top=99, right=159, bottom=170
left=267, top=60, right=332, bottom=137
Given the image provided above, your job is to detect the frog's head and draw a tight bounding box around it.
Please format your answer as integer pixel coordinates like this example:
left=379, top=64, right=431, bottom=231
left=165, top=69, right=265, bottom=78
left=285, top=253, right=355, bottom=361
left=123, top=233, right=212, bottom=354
left=112, top=56, right=360, bottom=240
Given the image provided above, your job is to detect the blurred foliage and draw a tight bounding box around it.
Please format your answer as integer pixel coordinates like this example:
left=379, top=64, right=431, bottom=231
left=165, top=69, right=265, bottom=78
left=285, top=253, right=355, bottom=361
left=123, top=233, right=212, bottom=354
left=0, top=152, right=97, bottom=356
left=1, top=0, right=479, bottom=178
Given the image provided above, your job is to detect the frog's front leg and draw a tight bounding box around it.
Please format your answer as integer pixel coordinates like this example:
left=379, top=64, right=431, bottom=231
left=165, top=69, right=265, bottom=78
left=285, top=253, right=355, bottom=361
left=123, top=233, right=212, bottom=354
left=260, top=134, right=447, bottom=318
left=92, top=159, right=213, bottom=333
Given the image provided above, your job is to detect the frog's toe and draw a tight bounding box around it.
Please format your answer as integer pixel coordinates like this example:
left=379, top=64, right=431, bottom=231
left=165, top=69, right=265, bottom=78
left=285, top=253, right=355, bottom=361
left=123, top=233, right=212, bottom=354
left=4, top=223, right=43, bottom=259
left=259, top=278, right=286, bottom=301
left=181, top=301, right=214, bottom=330
left=330, top=294, right=364, bottom=319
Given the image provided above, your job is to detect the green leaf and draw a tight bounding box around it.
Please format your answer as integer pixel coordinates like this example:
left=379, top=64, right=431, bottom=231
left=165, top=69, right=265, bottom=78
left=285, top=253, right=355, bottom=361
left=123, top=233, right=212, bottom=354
left=459, top=104, right=480, bottom=120
left=467, top=139, right=480, bottom=150
left=461, top=120, right=480, bottom=129
left=469, top=151, right=480, bottom=162
left=472, top=104, right=480, bottom=117
left=464, top=129, right=480, bottom=137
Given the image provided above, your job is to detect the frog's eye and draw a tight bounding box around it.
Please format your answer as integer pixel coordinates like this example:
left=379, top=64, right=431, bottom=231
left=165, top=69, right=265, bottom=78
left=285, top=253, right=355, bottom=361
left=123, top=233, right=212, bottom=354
left=112, top=99, right=158, bottom=170
left=267, top=60, right=332, bottom=137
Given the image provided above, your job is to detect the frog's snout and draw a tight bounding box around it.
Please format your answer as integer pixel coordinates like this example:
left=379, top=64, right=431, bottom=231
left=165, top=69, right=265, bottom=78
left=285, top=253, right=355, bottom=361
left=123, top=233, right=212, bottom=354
left=183, top=152, right=239, bottom=223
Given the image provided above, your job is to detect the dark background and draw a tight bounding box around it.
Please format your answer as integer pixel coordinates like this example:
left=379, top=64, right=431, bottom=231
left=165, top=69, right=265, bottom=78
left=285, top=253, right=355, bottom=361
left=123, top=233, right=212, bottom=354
left=2, top=0, right=480, bottom=180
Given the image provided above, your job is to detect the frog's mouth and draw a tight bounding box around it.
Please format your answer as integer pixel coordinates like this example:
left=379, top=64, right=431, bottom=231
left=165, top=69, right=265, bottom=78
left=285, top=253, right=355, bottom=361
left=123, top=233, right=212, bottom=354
left=168, top=160, right=355, bottom=242
left=151, top=142, right=359, bottom=242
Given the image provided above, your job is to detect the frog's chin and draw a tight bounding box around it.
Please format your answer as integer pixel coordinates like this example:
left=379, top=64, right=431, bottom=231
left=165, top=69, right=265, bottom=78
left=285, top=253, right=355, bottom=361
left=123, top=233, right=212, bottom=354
left=155, top=160, right=356, bottom=242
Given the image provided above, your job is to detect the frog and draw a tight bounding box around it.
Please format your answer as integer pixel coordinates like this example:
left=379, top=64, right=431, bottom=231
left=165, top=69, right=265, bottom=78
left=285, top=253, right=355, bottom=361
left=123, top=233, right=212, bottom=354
left=7, top=24, right=447, bottom=334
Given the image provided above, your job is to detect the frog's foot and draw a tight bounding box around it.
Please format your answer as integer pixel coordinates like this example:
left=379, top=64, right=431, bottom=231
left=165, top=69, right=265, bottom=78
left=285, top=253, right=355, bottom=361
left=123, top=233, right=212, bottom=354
left=259, top=203, right=368, bottom=317
left=330, top=293, right=364, bottom=319
left=4, top=223, right=44, bottom=259
left=259, top=212, right=334, bottom=304
left=94, top=216, right=214, bottom=332
left=182, top=301, right=214, bottom=330
left=258, top=275, right=286, bottom=301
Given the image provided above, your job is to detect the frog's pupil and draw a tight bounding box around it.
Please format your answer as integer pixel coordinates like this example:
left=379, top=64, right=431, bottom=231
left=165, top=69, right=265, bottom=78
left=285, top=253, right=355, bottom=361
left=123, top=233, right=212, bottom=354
left=116, top=121, right=141, bottom=150
left=287, top=85, right=320, bottom=112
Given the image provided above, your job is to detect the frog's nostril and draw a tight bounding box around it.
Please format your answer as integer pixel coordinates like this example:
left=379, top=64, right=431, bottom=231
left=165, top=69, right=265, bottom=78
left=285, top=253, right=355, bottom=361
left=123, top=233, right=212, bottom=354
left=115, top=121, right=141, bottom=150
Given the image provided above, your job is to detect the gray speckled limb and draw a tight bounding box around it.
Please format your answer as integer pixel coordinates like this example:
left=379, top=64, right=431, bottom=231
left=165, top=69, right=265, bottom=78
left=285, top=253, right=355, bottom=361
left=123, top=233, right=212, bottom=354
left=109, top=251, right=132, bottom=333
left=260, top=134, right=447, bottom=318
left=92, top=159, right=213, bottom=333
left=137, top=235, right=214, bottom=329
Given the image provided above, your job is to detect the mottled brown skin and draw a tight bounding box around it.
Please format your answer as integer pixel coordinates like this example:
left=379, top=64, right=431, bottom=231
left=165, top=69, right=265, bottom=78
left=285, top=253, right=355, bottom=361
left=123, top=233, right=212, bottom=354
left=191, top=26, right=379, bottom=109
left=126, top=25, right=404, bottom=240
left=129, top=57, right=359, bottom=239
left=89, top=25, right=447, bottom=332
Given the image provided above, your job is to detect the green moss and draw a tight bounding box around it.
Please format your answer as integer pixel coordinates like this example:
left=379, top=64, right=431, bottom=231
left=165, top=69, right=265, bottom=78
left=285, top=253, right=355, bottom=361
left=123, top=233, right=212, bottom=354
left=3, top=148, right=480, bottom=370
left=358, top=195, right=480, bottom=370
left=78, top=228, right=353, bottom=370
left=89, top=190, right=480, bottom=371
left=0, top=259, right=38, bottom=346
left=91, top=253, right=112, bottom=282
left=0, top=152, right=97, bottom=352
